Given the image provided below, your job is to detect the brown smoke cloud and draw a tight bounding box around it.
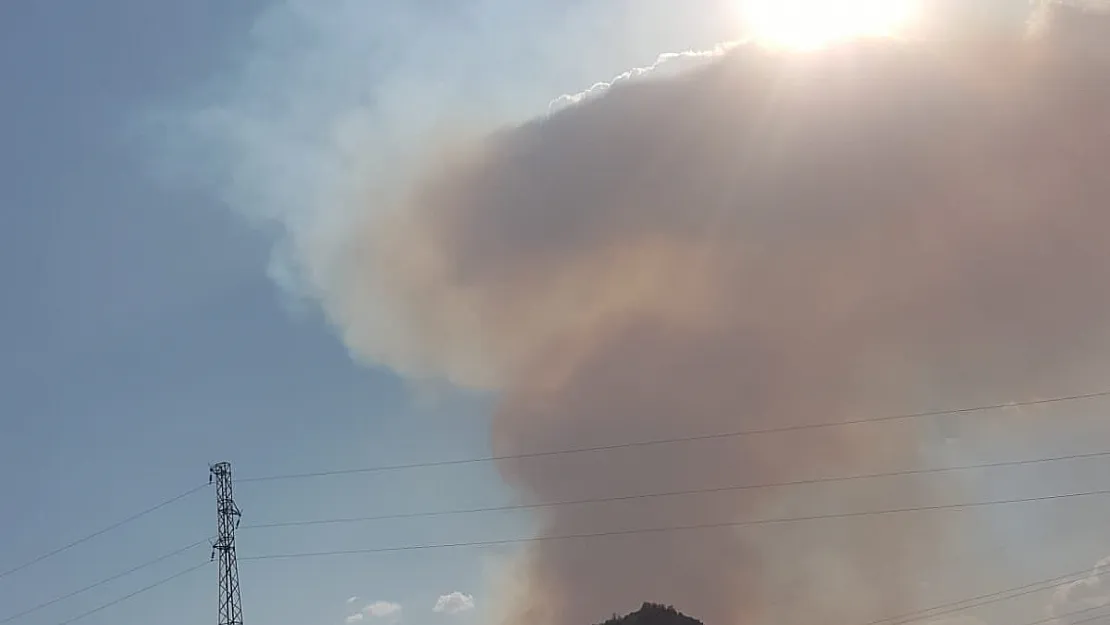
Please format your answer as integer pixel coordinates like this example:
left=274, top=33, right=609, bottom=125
left=322, top=5, right=1110, bottom=625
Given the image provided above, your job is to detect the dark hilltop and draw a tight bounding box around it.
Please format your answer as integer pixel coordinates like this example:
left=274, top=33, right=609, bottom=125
left=598, top=604, right=704, bottom=625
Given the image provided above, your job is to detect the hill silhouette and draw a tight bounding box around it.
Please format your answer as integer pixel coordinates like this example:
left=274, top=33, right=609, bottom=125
left=597, top=603, right=703, bottom=625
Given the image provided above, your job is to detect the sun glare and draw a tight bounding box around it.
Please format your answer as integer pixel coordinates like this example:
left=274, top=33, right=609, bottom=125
left=737, top=0, right=918, bottom=49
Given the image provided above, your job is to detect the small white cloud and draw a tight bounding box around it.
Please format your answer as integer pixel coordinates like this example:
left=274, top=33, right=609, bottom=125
left=348, top=597, right=360, bottom=605
left=365, top=601, right=403, bottom=619
left=433, top=592, right=475, bottom=615
left=346, top=614, right=365, bottom=624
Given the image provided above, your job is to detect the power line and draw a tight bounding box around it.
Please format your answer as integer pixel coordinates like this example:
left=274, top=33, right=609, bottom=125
left=9, top=389, right=1102, bottom=623
left=26, top=533, right=1094, bottom=625
left=239, top=389, right=1110, bottom=483
left=898, top=598, right=1109, bottom=625
left=828, top=511, right=1110, bottom=625
left=0, top=539, right=208, bottom=625
left=53, top=561, right=208, bottom=625
left=1067, top=611, right=1110, bottom=625
left=239, top=486, right=1110, bottom=561
left=236, top=517, right=1106, bottom=625
left=241, top=498, right=1108, bottom=625
left=0, top=483, right=208, bottom=582
left=1022, top=603, right=1110, bottom=625
left=242, top=449, right=1110, bottom=530
left=864, top=562, right=1095, bottom=625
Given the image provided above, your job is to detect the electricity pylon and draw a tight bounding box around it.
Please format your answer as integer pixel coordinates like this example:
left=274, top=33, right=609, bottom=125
left=211, top=462, right=244, bottom=625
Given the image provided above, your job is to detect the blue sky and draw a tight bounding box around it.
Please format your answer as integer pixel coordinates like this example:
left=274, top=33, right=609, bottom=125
left=0, top=2, right=736, bottom=625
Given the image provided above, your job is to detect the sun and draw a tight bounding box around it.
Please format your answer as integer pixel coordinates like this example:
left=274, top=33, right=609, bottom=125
left=736, top=0, right=918, bottom=49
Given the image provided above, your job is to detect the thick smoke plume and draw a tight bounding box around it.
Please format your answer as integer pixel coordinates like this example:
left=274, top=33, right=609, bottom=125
left=320, top=7, right=1110, bottom=625
left=178, top=2, right=1110, bottom=624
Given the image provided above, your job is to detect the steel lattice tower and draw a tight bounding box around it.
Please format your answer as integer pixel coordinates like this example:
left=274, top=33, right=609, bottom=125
left=211, top=462, right=244, bottom=625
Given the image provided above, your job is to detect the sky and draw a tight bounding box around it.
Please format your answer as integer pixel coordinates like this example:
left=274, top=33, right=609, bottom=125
left=0, top=3, right=734, bottom=625
left=4, top=2, right=1110, bottom=625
